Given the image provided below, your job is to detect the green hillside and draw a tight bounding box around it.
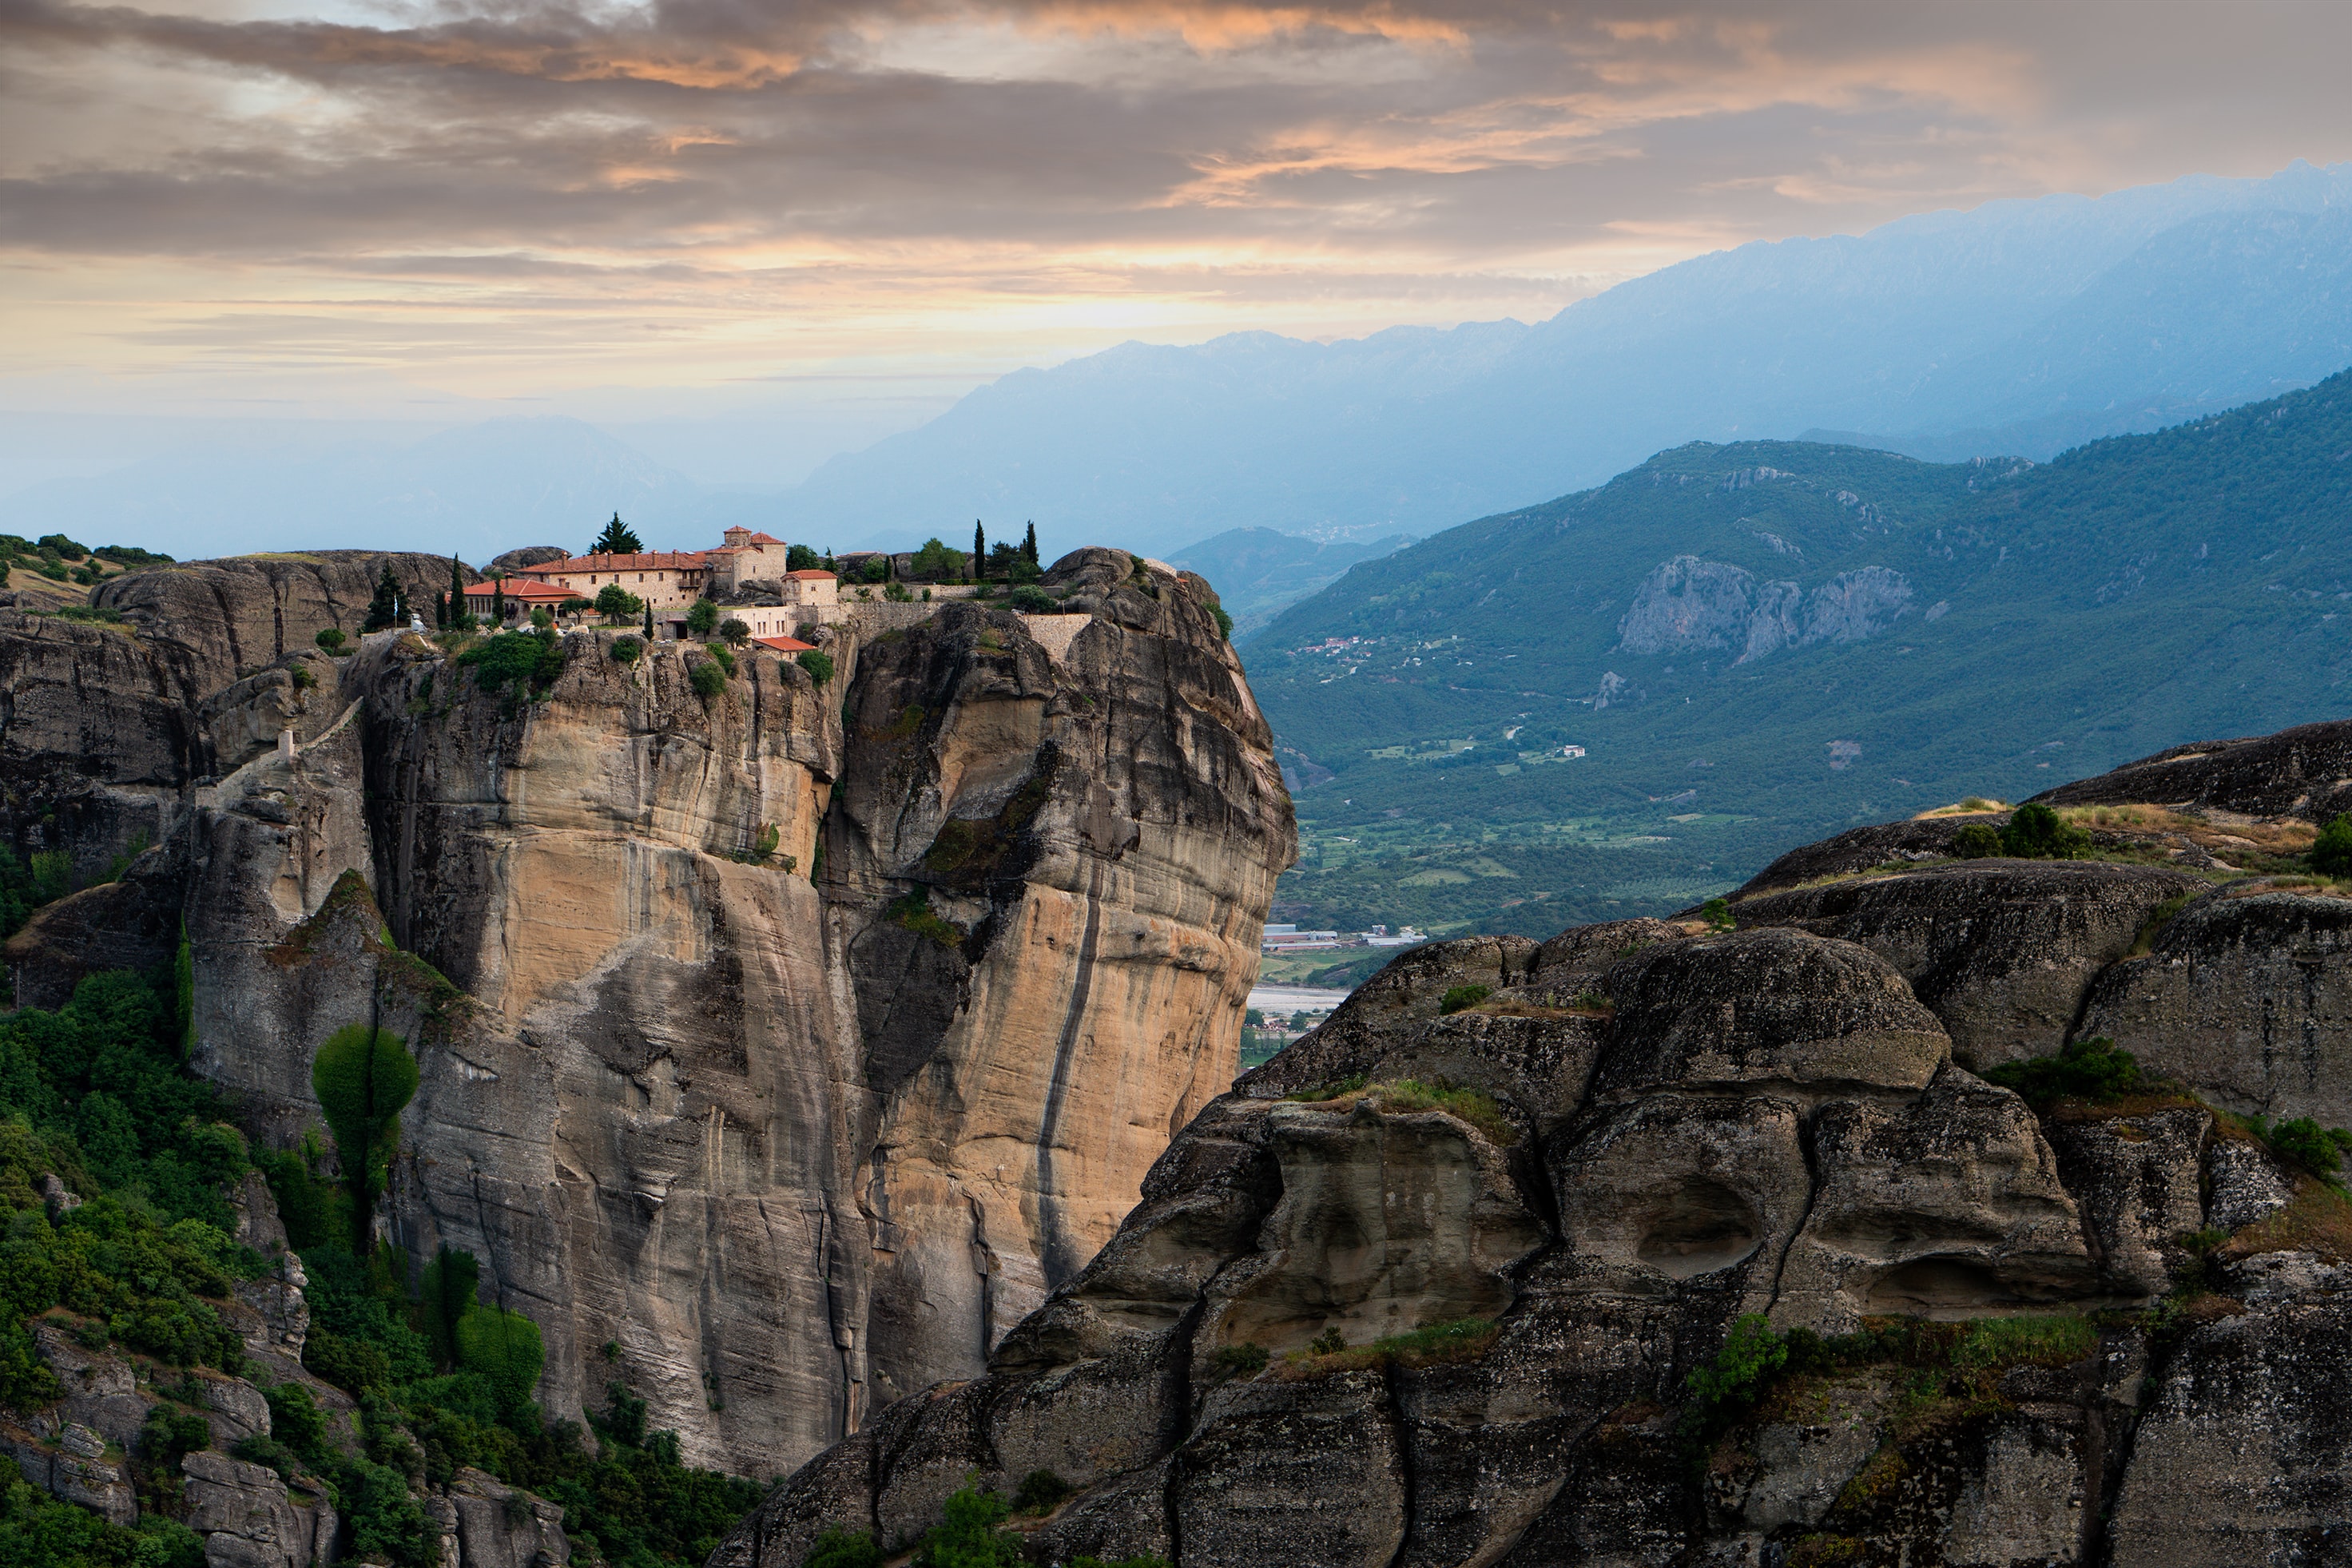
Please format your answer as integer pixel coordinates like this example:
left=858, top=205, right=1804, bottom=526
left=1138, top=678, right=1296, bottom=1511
left=1244, top=370, right=2352, bottom=937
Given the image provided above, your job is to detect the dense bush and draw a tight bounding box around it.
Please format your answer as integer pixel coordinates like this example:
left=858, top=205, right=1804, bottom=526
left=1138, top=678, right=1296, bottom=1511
left=1683, top=1312, right=1787, bottom=1436
left=796, top=649, right=835, bottom=685
left=1981, top=1035, right=2142, bottom=1109
left=1952, top=823, right=2003, bottom=859
left=610, top=635, right=643, bottom=665
left=718, top=618, right=749, bottom=645
left=0, top=847, right=77, bottom=941
left=0, top=1471, right=205, bottom=1568
left=2311, top=814, right=2352, bottom=876
left=2252, top=1115, right=2352, bottom=1180
left=458, top=628, right=567, bottom=697
left=1210, top=1342, right=1268, bottom=1375
left=1437, top=984, right=1490, bottom=1014
left=689, top=661, right=727, bottom=701
left=908, top=538, right=967, bottom=579
left=1997, top=803, right=2090, bottom=859
left=1007, top=586, right=1055, bottom=612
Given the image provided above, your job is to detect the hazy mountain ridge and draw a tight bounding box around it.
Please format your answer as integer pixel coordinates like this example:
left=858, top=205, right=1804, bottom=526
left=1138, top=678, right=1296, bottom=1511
left=778, top=161, right=2352, bottom=558
left=1168, top=527, right=1418, bottom=635
left=1243, top=369, right=2352, bottom=937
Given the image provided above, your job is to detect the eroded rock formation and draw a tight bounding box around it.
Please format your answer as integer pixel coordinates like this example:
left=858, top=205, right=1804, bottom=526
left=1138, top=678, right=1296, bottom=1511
left=719, top=728, right=2352, bottom=1567
left=8, top=547, right=1289, bottom=1480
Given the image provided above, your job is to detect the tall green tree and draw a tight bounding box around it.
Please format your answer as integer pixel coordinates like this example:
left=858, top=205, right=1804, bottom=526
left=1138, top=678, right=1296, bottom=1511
left=362, top=564, right=403, bottom=631
left=591, top=513, right=643, bottom=556
left=1021, top=522, right=1039, bottom=566
left=971, top=520, right=987, bottom=578
left=643, top=601, right=655, bottom=639
left=594, top=583, right=643, bottom=624
left=447, top=554, right=465, bottom=625
left=311, top=1023, right=419, bottom=1238
left=419, top=1245, right=480, bottom=1368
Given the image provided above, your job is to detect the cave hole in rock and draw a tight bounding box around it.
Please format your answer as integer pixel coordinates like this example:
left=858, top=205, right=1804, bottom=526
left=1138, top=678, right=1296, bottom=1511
left=1634, top=1179, right=1762, bottom=1279
left=1865, top=1257, right=2032, bottom=1316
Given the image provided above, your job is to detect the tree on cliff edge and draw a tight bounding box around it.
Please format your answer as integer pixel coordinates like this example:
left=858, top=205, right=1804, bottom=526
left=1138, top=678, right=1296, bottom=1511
left=362, top=563, right=402, bottom=631
left=972, top=520, right=987, bottom=578
left=591, top=513, right=642, bottom=556
left=1022, top=521, right=1039, bottom=566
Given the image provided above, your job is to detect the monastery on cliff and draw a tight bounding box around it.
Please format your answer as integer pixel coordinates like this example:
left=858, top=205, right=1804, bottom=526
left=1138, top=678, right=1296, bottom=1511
left=506, top=526, right=840, bottom=638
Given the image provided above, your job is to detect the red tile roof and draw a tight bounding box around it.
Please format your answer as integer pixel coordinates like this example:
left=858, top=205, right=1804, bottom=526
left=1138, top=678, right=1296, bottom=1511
left=462, top=578, right=577, bottom=601
left=516, top=551, right=709, bottom=574
left=753, top=635, right=817, bottom=653
left=784, top=569, right=836, bottom=581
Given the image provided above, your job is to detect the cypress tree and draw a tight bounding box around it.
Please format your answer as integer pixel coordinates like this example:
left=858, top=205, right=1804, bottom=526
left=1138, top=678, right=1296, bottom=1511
left=362, top=563, right=402, bottom=631
left=491, top=580, right=506, bottom=625
left=643, top=601, right=654, bottom=640
left=972, top=520, right=987, bottom=578
left=1022, top=521, right=1039, bottom=565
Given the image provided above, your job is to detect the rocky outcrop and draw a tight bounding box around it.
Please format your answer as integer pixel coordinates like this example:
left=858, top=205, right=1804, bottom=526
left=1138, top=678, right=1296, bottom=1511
left=2033, top=717, right=2352, bottom=820
left=717, top=717, right=2352, bottom=1566
left=2076, top=885, right=2352, bottom=1124
left=489, top=546, right=568, bottom=575
left=1, top=1419, right=137, bottom=1526
left=96, top=550, right=463, bottom=693
left=439, top=1467, right=572, bottom=1568
left=1615, top=556, right=1912, bottom=661
left=148, top=551, right=1291, bottom=1479
left=0, top=611, right=195, bottom=883
left=1736, top=860, right=2208, bottom=1067
left=181, top=1450, right=336, bottom=1568
left=714, top=916, right=2108, bottom=1567
left=1734, top=814, right=1993, bottom=896
left=2105, top=1288, right=2352, bottom=1563
left=0, top=551, right=450, bottom=892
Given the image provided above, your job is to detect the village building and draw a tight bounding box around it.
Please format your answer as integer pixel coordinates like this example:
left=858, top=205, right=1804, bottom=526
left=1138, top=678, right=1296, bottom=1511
left=702, top=527, right=791, bottom=595
left=727, top=607, right=822, bottom=641
left=514, top=550, right=711, bottom=609
left=782, top=570, right=839, bottom=613
left=460, top=578, right=578, bottom=624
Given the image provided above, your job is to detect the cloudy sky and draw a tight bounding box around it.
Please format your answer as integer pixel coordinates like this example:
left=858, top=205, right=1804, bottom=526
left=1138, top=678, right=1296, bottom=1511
left=4, top=0, right=2349, bottom=469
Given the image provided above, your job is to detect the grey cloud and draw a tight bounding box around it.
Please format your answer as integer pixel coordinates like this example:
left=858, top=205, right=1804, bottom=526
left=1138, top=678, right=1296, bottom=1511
left=5, top=0, right=2352, bottom=388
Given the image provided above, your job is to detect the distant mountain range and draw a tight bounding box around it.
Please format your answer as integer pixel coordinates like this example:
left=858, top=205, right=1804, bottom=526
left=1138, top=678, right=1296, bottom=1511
left=782, top=160, right=2352, bottom=564
left=1166, top=529, right=1417, bottom=636
left=1245, top=368, right=2352, bottom=939
left=11, top=161, right=2352, bottom=597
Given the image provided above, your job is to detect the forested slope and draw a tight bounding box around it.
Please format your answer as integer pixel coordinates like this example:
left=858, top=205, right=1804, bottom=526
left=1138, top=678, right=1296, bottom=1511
left=1245, top=370, right=2352, bottom=935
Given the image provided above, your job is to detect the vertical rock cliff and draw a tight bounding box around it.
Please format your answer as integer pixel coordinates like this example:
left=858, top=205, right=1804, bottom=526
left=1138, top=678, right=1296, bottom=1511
left=75, top=547, right=1293, bottom=1478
